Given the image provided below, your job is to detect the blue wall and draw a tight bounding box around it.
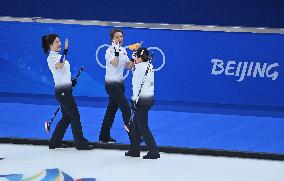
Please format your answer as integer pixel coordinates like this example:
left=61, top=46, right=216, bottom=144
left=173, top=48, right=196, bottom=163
left=0, top=0, right=284, bottom=28
left=0, top=21, right=283, bottom=108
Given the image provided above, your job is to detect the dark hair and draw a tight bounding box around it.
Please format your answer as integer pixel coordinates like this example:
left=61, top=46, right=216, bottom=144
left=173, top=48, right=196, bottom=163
left=110, top=29, right=124, bottom=40
left=136, top=47, right=150, bottom=62
left=42, top=34, right=59, bottom=54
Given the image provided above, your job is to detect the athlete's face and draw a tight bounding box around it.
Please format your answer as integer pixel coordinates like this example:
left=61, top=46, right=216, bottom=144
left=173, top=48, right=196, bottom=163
left=50, top=37, right=62, bottom=52
left=112, top=32, right=123, bottom=45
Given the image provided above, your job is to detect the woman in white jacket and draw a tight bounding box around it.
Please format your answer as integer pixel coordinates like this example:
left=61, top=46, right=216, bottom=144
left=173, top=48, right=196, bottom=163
left=42, top=34, right=93, bottom=150
left=99, top=29, right=134, bottom=143
left=125, top=47, right=160, bottom=159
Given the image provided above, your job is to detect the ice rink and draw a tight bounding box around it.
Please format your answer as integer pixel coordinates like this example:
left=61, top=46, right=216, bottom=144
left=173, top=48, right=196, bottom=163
left=1, top=144, right=284, bottom=181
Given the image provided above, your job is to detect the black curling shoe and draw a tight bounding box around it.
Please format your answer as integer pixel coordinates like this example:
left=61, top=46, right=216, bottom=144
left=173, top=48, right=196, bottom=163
left=99, top=137, right=116, bottom=144
left=125, top=150, right=140, bottom=157
left=143, top=152, right=160, bottom=159
left=76, top=144, right=95, bottom=150
left=49, top=143, right=69, bottom=149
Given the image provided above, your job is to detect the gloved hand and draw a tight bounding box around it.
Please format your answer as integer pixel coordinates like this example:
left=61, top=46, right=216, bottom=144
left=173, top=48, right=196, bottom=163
left=71, top=78, right=77, bottom=87
left=131, top=100, right=139, bottom=111
left=59, top=49, right=68, bottom=63
left=130, top=51, right=137, bottom=62
left=114, top=48, right=119, bottom=57
left=63, top=48, right=68, bottom=56
left=112, top=41, right=120, bottom=57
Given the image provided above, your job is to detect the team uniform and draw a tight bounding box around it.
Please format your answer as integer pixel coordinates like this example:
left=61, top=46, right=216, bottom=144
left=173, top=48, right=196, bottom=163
left=99, top=45, right=131, bottom=142
left=47, top=50, right=89, bottom=149
left=128, top=61, right=160, bottom=158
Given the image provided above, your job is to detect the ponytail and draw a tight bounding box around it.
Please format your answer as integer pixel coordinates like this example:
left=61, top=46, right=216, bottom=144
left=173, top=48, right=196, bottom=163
left=42, top=35, right=48, bottom=54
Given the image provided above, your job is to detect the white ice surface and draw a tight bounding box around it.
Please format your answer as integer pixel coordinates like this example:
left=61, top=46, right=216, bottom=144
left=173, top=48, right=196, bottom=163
left=0, top=144, right=284, bottom=181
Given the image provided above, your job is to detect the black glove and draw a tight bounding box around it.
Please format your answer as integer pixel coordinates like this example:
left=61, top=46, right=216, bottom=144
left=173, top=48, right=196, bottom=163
left=59, top=49, right=68, bottom=63
left=71, top=79, right=77, bottom=87
left=131, top=100, right=139, bottom=111
left=114, top=47, right=119, bottom=57
left=63, top=48, right=68, bottom=55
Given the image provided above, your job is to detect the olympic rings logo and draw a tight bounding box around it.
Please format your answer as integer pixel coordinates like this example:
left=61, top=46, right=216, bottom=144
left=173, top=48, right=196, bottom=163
left=95, top=44, right=166, bottom=79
